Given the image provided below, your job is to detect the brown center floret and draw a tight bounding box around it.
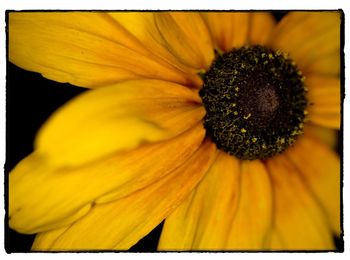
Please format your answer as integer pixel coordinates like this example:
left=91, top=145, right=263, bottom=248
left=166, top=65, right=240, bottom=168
left=199, top=45, right=308, bottom=160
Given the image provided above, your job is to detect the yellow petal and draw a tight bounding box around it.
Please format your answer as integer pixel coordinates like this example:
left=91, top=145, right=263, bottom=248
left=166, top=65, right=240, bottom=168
left=107, top=12, right=207, bottom=86
left=304, top=124, right=338, bottom=149
left=269, top=12, right=341, bottom=76
left=159, top=155, right=273, bottom=250
left=9, top=12, right=198, bottom=88
left=224, top=160, right=273, bottom=249
left=249, top=12, right=276, bottom=45
left=32, top=226, right=68, bottom=250
left=32, top=139, right=217, bottom=250
left=306, top=51, right=340, bottom=76
left=285, top=135, right=340, bottom=235
left=158, top=151, right=239, bottom=250
left=33, top=79, right=204, bottom=166
left=306, top=75, right=341, bottom=129
left=201, top=12, right=250, bottom=52
left=154, top=12, right=214, bottom=70
left=9, top=123, right=206, bottom=234
left=265, top=152, right=335, bottom=250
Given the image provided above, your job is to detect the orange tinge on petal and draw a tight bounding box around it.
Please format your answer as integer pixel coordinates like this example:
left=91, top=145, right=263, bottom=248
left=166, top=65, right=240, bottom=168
left=201, top=12, right=276, bottom=52
left=153, top=12, right=214, bottom=70
left=36, top=79, right=204, bottom=166
left=9, top=12, right=202, bottom=88
left=32, top=139, right=217, bottom=250
left=285, top=135, right=340, bottom=236
left=306, top=75, right=341, bottom=129
left=9, top=79, right=206, bottom=234
left=201, top=12, right=250, bottom=52
left=265, top=142, right=338, bottom=250
left=159, top=154, right=273, bottom=250
left=269, top=12, right=341, bottom=76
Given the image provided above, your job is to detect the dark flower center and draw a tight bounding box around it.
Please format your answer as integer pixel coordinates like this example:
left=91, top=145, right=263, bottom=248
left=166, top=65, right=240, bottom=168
left=199, top=45, right=308, bottom=160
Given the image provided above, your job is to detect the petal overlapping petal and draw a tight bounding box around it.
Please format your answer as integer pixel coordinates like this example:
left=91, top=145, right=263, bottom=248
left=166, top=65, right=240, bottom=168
left=34, top=79, right=204, bottom=166
left=201, top=12, right=250, bottom=52
left=154, top=12, right=214, bottom=70
left=31, top=139, right=217, bottom=250
left=224, top=160, right=273, bottom=249
left=285, top=135, right=340, bottom=235
left=9, top=124, right=206, bottom=234
left=305, top=124, right=338, bottom=149
left=159, top=154, right=273, bottom=250
left=158, top=152, right=240, bottom=250
left=265, top=150, right=336, bottom=250
left=269, top=12, right=341, bottom=76
left=249, top=13, right=276, bottom=45
left=9, top=12, right=200, bottom=88
left=306, top=76, right=341, bottom=129
left=201, top=12, right=276, bottom=52
left=108, top=12, right=212, bottom=84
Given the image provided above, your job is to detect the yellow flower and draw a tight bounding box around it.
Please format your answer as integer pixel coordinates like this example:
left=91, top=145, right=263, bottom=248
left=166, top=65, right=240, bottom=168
left=8, top=11, right=341, bottom=251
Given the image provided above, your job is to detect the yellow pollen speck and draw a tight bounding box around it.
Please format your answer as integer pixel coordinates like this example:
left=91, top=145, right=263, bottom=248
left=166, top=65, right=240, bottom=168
left=268, top=53, right=273, bottom=59
left=304, top=110, right=308, bottom=115
left=252, top=137, right=257, bottom=143
left=232, top=103, right=236, bottom=107
left=262, top=144, right=267, bottom=149
left=198, top=68, right=206, bottom=75
left=235, top=87, right=239, bottom=91
left=243, top=113, right=251, bottom=119
left=241, top=128, right=247, bottom=133
left=233, top=111, right=238, bottom=115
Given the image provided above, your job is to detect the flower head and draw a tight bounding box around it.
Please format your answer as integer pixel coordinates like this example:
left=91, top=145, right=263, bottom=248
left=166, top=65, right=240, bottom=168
left=8, top=11, right=341, bottom=251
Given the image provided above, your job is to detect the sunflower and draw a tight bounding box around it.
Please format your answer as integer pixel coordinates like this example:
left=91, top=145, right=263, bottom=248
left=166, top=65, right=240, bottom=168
left=8, top=11, right=341, bottom=251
